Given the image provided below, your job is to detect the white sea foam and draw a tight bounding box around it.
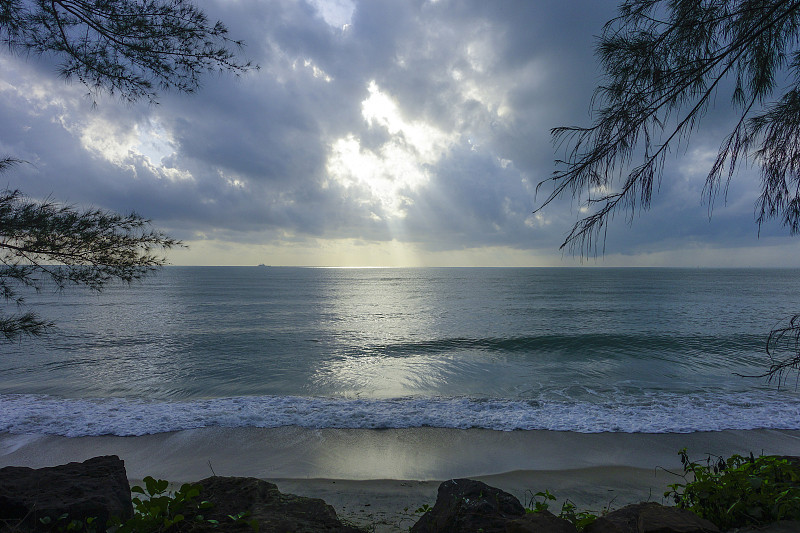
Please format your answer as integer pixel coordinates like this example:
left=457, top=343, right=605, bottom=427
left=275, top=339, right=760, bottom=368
left=1, top=392, right=799, bottom=437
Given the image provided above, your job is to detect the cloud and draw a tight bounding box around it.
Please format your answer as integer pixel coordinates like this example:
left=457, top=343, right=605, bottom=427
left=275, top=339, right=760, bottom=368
left=0, top=0, right=794, bottom=265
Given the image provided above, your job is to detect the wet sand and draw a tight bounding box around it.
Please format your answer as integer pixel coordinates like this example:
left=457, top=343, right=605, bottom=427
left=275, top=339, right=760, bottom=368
left=2, top=427, right=798, bottom=532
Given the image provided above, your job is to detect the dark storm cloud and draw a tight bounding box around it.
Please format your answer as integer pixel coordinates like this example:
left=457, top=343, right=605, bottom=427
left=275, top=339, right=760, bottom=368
left=0, top=0, right=790, bottom=261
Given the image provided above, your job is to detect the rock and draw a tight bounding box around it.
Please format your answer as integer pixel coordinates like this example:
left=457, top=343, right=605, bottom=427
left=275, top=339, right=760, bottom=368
left=410, top=478, right=575, bottom=533
left=585, top=502, right=719, bottom=533
left=184, top=476, right=365, bottom=533
left=731, top=522, right=800, bottom=533
left=0, top=455, right=133, bottom=531
left=410, top=478, right=524, bottom=533
left=506, top=510, right=579, bottom=533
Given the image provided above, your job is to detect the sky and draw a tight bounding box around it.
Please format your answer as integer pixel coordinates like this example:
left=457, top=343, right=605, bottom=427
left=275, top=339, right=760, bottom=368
left=2, top=0, right=799, bottom=267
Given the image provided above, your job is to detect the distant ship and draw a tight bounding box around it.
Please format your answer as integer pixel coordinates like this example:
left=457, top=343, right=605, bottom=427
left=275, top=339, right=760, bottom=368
left=257, top=264, right=271, bottom=267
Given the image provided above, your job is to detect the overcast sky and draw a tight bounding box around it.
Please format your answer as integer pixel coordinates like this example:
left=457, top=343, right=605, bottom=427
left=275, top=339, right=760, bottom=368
left=2, top=0, right=798, bottom=267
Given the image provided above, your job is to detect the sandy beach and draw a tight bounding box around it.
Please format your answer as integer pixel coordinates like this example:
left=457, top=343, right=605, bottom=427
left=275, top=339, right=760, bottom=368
left=270, top=467, right=679, bottom=531
left=2, top=427, right=799, bottom=531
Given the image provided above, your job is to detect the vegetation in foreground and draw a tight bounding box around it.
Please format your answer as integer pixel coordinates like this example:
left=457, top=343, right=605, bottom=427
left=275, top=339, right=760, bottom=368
left=39, top=476, right=257, bottom=533
left=31, top=449, right=800, bottom=532
left=527, top=449, right=800, bottom=531
left=406, top=449, right=800, bottom=533
left=666, top=448, right=800, bottom=530
left=527, top=488, right=600, bottom=531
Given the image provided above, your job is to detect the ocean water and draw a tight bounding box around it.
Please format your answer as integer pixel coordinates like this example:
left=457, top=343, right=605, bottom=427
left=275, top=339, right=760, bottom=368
left=1, top=267, right=799, bottom=437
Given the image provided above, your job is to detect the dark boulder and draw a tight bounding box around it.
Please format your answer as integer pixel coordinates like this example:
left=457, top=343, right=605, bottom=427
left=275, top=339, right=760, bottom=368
left=184, top=476, right=365, bottom=533
left=410, top=478, right=575, bottom=533
left=732, top=522, right=800, bottom=533
left=0, top=455, right=133, bottom=531
left=585, top=502, right=719, bottom=533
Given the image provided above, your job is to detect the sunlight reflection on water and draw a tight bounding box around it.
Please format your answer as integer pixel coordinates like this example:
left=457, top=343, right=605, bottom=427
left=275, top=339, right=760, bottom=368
left=1, top=267, right=797, bottom=405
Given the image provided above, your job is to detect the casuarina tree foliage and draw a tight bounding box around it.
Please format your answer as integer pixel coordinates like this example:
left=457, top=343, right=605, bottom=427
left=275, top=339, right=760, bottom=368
left=538, top=0, right=800, bottom=382
left=0, top=159, right=179, bottom=340
left=0, top=0, right=254, bottom=102
left=0, top=0, right=253, bottom=340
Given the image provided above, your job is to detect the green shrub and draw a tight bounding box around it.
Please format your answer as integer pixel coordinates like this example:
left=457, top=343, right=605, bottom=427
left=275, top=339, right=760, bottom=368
left=111, top=476, right=214, bottom=533
left=36, top=477, right=213, bottom=533
left=39, top=514, right=100, bottom=532
left=527, top=489, right=598, bottom=531
left=666, top=448, right=800, bottom=530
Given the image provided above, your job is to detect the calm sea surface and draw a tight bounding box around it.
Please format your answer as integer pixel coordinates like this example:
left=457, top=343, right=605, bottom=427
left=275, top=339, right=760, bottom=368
left=1, top=267, right=799, bottom=436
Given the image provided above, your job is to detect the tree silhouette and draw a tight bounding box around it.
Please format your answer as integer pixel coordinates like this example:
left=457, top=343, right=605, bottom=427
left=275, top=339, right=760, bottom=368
left=0, top=159, right=179, bottom=340
left=1, top=0, right=255, bottom=102
left=538, top=0, right=800, bottom=383
left=0, top=0, right=254, bottom=339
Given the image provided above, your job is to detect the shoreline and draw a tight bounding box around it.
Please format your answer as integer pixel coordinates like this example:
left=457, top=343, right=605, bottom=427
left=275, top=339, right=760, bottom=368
left=3, top=427, right=799, bottom=532
left=2, top=427, right=798, bottom=480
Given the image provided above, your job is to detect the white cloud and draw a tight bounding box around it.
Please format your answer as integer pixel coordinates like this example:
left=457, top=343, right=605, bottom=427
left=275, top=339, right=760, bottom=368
left=0, top=0, right=786, bottom=265
left=79, top=117, right=140, bottom=167
left=293, top=58, right=333, bottom=82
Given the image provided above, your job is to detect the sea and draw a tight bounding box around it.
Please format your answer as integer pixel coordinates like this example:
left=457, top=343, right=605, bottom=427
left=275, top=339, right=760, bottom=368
left=1, top=267, right=800, bottom=438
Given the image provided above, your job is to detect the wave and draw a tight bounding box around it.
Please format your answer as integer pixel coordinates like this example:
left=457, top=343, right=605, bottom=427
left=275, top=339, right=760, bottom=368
left=353, top=333, right=763, bottom=357
left=1, top=392, right=799, bottom=437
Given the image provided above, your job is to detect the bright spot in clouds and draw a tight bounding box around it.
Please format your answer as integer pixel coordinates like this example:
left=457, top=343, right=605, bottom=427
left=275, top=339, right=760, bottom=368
left=79, top=117, right=140, bottom=167
left=134, top=120, right=177, bottom=165
left=326, top=81, right=455, bottom=219
left=80, top=117, right=175, bottom=167
left=308, top=0, right=355, bottom=29
left=78, top=117, right=192, bottom=183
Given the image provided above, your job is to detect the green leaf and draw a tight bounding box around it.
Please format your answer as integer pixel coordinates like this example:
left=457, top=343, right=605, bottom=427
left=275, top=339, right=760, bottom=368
left=143, top=476, right=158, bottom=495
